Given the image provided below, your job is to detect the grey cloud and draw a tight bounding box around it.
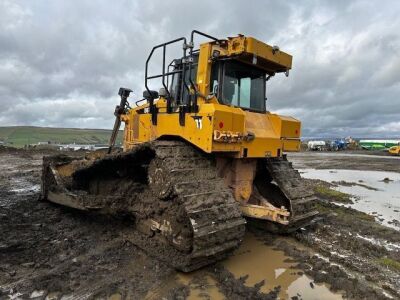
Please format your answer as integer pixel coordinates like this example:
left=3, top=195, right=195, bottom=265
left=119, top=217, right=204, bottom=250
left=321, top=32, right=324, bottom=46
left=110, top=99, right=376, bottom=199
left=0, top=0, right=399, bottom=138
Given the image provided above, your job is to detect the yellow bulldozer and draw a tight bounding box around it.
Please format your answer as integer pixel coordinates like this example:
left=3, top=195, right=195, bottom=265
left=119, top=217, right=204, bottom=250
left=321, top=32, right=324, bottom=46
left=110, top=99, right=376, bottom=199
left=41, top=31, right=318, bottom=271
left=389, top=145, right=400, bottom=155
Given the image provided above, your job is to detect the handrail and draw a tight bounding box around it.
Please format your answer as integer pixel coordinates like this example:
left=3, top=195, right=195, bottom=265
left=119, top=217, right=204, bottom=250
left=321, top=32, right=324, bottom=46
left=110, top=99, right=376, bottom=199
left=187, top=30, right=221, bottom=112
left=144, top=31, right=222, bottom=117
left=144, top=37, right=187, bottom=102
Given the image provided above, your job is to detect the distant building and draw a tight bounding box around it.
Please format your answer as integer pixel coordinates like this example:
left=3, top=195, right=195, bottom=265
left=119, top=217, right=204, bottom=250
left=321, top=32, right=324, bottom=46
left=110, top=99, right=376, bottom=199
left=58, top=143, right=108, bottom=151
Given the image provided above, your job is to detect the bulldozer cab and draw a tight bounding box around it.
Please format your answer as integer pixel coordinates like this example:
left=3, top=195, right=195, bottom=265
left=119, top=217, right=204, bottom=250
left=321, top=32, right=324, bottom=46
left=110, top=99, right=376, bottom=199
left=168, top=55, right=266, bottom=112
left=143, top=30, right=292, bottom=122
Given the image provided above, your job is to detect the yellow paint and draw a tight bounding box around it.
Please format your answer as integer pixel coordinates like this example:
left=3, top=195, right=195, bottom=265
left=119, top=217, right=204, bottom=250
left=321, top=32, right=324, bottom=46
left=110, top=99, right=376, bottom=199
left=227, top=36, right=292, bottom=73
left=389, top=146, right=400, bottom=155
left=123, top=102, right=300, bottom=158
left=121, top=34, right=300, bottom=158
left=216, top=158, right=257, bottom=202
left=240, top=204, right=289, bottom=224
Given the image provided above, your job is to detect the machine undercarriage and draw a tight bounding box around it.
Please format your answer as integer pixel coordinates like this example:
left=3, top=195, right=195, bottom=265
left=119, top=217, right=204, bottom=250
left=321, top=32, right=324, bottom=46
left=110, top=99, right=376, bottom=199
left=42, top=140, right=318, bottom=271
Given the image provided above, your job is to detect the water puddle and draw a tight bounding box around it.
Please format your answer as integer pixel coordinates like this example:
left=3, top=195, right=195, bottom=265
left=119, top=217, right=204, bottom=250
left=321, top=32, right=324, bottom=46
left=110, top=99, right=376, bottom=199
left=10, top=183, right=40, bottom=194
left=145, top=272, right=225, bottom=300
left=45, top=292, right=61, bottom=300
left=30, top=290, right=46, bottom=298
left=356, top=234, right=400, bottom=251
left=301, top=169, right=400, bottom=229
left=222, top=233, right=343, bottom=299
left=292, top=152, right=400, bottom=160
left=108, top=293, right=122, bottom=300
left=177, top=273, right=225, bottom=300
left=8, top=292, right=23, bottom=300
left=145, top=233, right=342, bottom=299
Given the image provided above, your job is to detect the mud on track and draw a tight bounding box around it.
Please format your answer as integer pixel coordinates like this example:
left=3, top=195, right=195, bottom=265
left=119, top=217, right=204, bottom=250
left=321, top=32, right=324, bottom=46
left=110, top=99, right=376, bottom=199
left=0, top=148, right=399, bottom=299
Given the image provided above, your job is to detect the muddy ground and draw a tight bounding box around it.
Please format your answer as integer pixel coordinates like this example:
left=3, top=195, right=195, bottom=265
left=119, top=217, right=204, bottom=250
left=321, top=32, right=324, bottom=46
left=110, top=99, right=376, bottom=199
left=0, top=148, right=399, bottom=299
left=290, top=151, right=400, bottom=173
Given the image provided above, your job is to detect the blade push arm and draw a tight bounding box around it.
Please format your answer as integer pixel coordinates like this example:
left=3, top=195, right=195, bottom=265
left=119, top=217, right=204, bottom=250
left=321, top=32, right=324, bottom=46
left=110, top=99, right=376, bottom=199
left=108, top=87, right=132, bottom=154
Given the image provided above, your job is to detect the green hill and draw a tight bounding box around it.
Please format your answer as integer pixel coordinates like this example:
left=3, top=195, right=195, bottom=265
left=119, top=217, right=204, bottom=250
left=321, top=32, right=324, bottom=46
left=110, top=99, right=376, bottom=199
left=0, top=126, right=122, bottom=148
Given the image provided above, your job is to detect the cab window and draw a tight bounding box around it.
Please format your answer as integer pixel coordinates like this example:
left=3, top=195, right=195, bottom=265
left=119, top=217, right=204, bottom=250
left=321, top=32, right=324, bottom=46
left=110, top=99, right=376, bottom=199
left=215, top=60, right=266, bottom=111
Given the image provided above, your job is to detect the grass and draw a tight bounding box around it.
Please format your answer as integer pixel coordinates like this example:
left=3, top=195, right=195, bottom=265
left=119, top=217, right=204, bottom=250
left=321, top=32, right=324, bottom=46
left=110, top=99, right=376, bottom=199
left=314, top=185, right=353, bottom=203
left=315, top=201, right=375, bottom=222
left=0, top=126, right=122, bottom=148
left=377, top=257, right=400, bottom=271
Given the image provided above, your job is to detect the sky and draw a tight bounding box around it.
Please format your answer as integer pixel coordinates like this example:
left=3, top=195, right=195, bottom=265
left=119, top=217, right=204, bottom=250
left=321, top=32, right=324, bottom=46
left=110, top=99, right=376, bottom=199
left=0, top=0, right=399, bottom=138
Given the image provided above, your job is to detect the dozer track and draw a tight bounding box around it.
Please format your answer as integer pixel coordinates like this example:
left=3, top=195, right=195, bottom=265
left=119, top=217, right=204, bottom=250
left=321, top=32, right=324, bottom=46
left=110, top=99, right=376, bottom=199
left=255, top=156, right=319, bottom=232
left=42, top=140, right=246, bottom=272
left=42, top=141, right=318, bottom=270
